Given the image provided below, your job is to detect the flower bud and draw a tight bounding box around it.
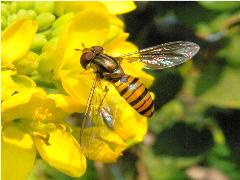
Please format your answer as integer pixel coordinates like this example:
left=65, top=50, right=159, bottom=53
left=42, top=38, right=58, bottom=52
left=36, top=12, right=56, bottom=32
left=14, top=51, right=39, bottom=75
left=9, top=2, right=17, bottom=13
left=37, top=52, right=56, bottom=80
left=1, top=3, right=9, bottom=17
left=17, top=9, right=37, bottom=19
left=50, top=26, right=65, bottom=38
left=50, top=13, right=74, bottom=38
left=27, top=9, right=38, bottom=19
left=40, top=29, right=52, bottom=39
left=52, top=13, right=74, bottom=29
left=31, top=33, right=47, bottom=52
left=7, top=14, right=17, bottom=26
left=34, top=2, right=55, bottom=14
left=16, top=2, right=34, bottom=10
left=1, top=16, right=7, bottom=30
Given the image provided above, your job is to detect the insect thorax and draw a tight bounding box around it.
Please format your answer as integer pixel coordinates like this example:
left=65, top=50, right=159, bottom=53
left=91, top=53, right=125, bottom=82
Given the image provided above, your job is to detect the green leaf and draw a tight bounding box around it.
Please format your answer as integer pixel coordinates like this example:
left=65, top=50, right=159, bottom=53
left=195, top=63, right=225, bottom=97
left=149, top=100, right=184, bottom=133
left=143, top=147, right=200, bottom=180
left=153, top=122, right=214, bottom=157
left=197, top=67, right=240, bottom=108
left=218, top=35, right=240, bottom=67
left=207, top=144, right=240, bottom=179
left=199, top=2, right=240, bottom=11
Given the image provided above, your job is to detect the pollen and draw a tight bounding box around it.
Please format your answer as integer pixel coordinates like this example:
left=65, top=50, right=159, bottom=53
left=34, top=107, right=53, bottom=121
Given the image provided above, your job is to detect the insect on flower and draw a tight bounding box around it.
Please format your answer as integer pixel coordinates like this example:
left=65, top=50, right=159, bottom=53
left=78, top=41, right=200, bottom=159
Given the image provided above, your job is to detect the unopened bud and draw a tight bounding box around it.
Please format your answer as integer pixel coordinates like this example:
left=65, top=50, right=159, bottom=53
left=1, top=3, right=9, bottom=16
left=1, top=16, right=7, bottom=30
left=36, top=12, right=56, bottom=31
left=50, top=26, right=65, bottom=38
left=17, top=9, right=37, bottom=19
left=16, top=2, right=34, bottom=10
left=7, top=14, right=17, bottom=26
left=14, top=51, right=39, bottom=75
left=34, top=2, right=55, bottom=14
left=9, top=2, right=17, bottom=13
left=38, top=51, right=56, bottom=79
left=52, top=12, right=74, bottom=29
left=31, top=33, right=47, bottom=52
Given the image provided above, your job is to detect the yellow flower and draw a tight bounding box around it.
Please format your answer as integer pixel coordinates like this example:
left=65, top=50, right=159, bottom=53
left=1, top=19, right=38, bottom=70
left=2, top=1, right=154, bottom=178
left=1, top=71, right=86, bottom=178
left=54, top=1, right=136, bottom=16
left=50, top=8, right=154, bottom=161
left=1, top=17, right=85, bottom=178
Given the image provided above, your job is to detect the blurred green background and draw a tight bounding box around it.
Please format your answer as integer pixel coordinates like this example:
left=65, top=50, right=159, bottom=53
left=28, top=2, right=240, bottom=180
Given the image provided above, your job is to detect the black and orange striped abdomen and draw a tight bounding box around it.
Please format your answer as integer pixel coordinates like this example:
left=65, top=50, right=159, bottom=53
left=114, top=75, right=154, bottom=117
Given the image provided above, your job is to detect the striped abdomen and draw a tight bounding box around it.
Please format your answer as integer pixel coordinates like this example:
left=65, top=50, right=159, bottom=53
left=114, top=75, right=154, bottom=117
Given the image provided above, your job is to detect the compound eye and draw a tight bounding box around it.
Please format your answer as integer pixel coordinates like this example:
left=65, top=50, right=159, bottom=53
left=92, top=46, right=103, bottom=54
left=80, top=52, right=95, bottom=69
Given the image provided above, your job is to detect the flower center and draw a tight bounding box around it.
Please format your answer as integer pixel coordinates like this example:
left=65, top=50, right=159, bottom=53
left=34, top=107, right=52, bottom=122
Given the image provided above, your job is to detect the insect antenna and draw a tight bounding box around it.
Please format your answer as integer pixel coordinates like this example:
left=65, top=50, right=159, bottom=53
left=74, top=43, right=86, bottom=51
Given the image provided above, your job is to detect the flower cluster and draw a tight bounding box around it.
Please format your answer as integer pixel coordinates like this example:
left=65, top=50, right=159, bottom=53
left=1, top=1, right=154, bottom=179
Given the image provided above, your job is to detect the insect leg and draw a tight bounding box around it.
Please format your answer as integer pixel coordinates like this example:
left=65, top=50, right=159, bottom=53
left=80, top=76, right=99, bottom=146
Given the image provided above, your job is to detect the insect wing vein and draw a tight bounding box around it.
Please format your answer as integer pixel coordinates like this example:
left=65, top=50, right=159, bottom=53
left=116, top=41, right=200, bottom=69
left=80, top=78, right=115, bottom=160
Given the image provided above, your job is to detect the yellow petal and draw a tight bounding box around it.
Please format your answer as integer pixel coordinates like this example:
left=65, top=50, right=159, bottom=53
left=48, top=94, right=85, bottom=113
left=81, top=127, right=127, bottom=162
left=105, top=87, right=148, bottom=143
left=105, top=16, right=125, bottom=42
left=2, top=88, right=43, bottom=123
left=1, top=19, right=38, bottom=64
left=2, top=126, right=36, bottom=180
left=34, top=129, right=86, bottom=177
left=104, top=34, right=136, bottom=57
left=1, top=70, right=36, bottom=102
left=61, top=71, right=95, bottom=106
left=101, top=1, right=136, bottom=14
left=55, top=9, right=110, bottom=72
left=54, top=2, right=107, bottom=16
left=115, top=103, right=148, bottom=145
left=2, top=88, right=68, bottom=124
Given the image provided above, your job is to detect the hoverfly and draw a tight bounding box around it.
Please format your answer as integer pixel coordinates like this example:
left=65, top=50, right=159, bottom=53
left=79, top=41, right=200, bottom=159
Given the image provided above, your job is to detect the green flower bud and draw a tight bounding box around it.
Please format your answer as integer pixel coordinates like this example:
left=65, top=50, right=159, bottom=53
left=38, top=38, right=58, bottom=79
left=16, top=2, right=34, bottom=10
left=17, top=9, right=29, bottom=18
left=38, top=52, right=56, bottom=79
left=1, top=3, right=9, bottom=16
left=31, top=33, right=47, bottom=52
left=42, top=38, right=58, bottom=52
left=7, top=14, right=17, bottom=26
left=34, top=2, right=55, bottom=14
left=1, top=16, right=8, bottom=30
left=50, top=13, right=74, bottom=38
left=50, top=25, right=65, bottom=38
left=14, top=51, right=39, bottom=75
left=52, top=13, right=74, bottom=29
left=40, top=29, right=52, bottom=39
left=36, top=12, right=56, bottom=32
left=9, top=2, right=17, bottom=13
left=17, top=9, right=37, bottom=19
left=27, top=9, right=37, bottom=19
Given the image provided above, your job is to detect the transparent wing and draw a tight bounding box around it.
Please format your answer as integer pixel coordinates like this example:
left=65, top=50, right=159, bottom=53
left=116, top=41, right=200, bottom=69
left=80, top=77, right=116, bottom=160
